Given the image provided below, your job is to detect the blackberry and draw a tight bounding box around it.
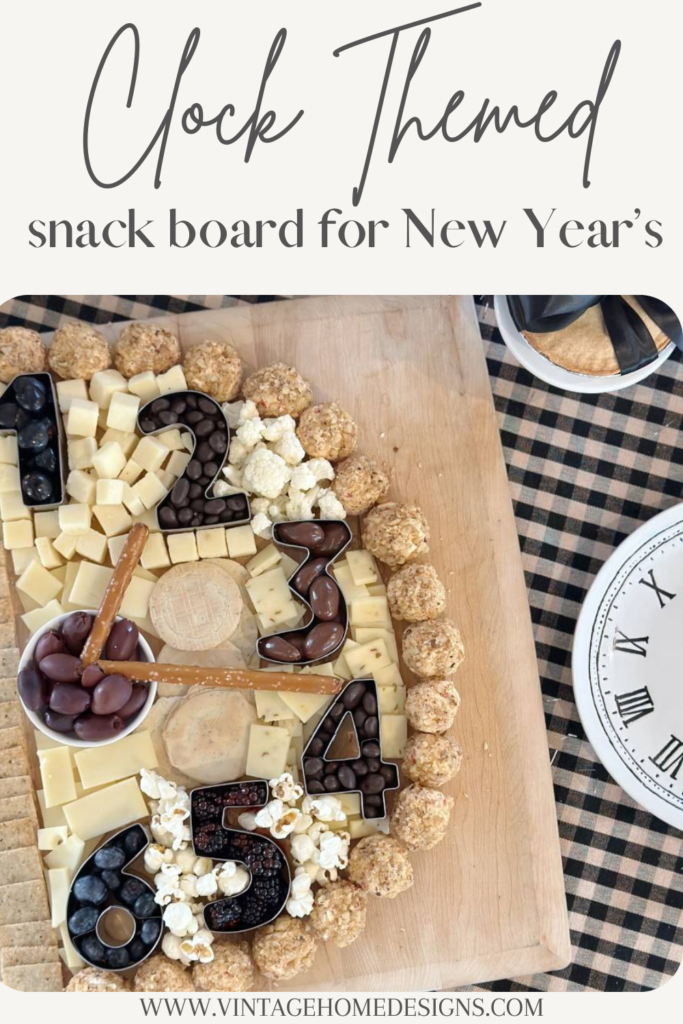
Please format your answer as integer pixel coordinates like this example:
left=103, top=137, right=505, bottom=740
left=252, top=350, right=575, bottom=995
left=251, top=877, right=283, bottom=904
left=206, top=899, right=242, bottom=931
left=222, top=782, right=267, bottom=807
left=241, top=895, right=271, bottom=928
left=192, top=794, right=222, bottom=821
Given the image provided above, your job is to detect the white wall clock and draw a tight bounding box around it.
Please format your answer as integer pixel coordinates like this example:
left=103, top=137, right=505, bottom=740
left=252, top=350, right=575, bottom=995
left=573, top=503, right=683, bottom=830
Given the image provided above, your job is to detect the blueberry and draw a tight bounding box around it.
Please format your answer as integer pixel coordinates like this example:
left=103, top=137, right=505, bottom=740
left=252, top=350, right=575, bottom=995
left=17, top=419, right=51, bottom=452
left=15, top=377, right=46, bottom=412
left=81, top=935, right=106, bottom=964
left=123, top=828, right=146, bottom=857
left=101, top=870, right=122, bottom=891
left=68, top=906, right=99, bottom=937
left=120, top=878, right=146, bottom=905
left=94, top=846, right=126, bottom=870
left=21, top=472, right=52, bottom=503
left=129, top=939, right=148, bottom=962
left=0, top=403, right=18, bottom=429
left=105, top=946, right=131, bottom=970
left=133, top=893, right=157, bottom=919
left=33, top=447, right=57, bottom=473
left=73, top=874, right=108, bottom=905
left=140, top=919, right=161, bottom=945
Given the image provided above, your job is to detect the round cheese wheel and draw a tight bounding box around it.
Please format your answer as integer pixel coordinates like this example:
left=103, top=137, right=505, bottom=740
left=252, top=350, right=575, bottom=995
left=149, top=562, right=243, bottom=650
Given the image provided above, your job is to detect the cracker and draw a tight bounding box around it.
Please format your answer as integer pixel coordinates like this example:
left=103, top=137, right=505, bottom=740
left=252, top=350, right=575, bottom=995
left=149, top=561, right=243, bottom=651
left=0, top=745, right=30, bottom=780
left=0, top=594, right=13, bottom=624
left=0, top=678, right=18, bottom=702
left=2, top=962, right=63, bottom=991
left=0, top=818, right=36, bottom=853
left=0, top=649, right=19, bottom=676
left=0, top=703, right=22, bottom=731
left=0, top=846, right=43, bottom=885
left=0, top=776, right=33, bottom=800
left=225, top=603, right=259, bottom=664
left=0, top=794, right=38, bottom=825
left=0, top=621, right=16, bottom=648
left=0, top=879, right=50, bottom=926
left=1, top=944, right=60, bottom=969
left=0, top=920, right=57, bottom=949
left=0, top=726, right=26, bottom=752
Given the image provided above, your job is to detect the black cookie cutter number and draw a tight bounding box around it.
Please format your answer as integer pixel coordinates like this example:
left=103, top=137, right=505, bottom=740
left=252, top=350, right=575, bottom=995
left=136, top=390, right=251, bottom=533
left=301, top=677, right=400, bottom=820
left=0, top=373, right=66, bottom=509
left=190, top=780, right=291, bottom=934
left=66, top=824, right=163, bottom=972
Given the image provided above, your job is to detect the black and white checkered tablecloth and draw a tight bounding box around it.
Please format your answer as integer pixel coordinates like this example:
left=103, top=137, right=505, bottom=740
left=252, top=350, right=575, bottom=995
left=1, top=294, right=681, bottom=994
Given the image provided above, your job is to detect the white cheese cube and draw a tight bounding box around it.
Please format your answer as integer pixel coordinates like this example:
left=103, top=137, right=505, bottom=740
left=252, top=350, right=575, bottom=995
left=133, top=436, right=168, bottom=473
left=68, top=436, right=98, bottom=471
left=45, top=834, right=86, bottom=876
left=246, top=567, right=291, bottom=611
left=59, top=503, right=92, bottom=536
left=254, top=691, right=296, bottom=722
left=89, top=368, right=128, bottom=409
left=166, top=450, right=190, bottom=477
left=351, top=628, right=398, bottom=663
left=119, top=458, right=144, bottom=486
left=96, top=478, right=125, bottom=505
left=141, top=532, right=171, bottom=571
left=75, top=732, right=157, bottom=790
left=257, top=600, right=299, bottom=631
left=61, top=561, right=81, bottom=610
left=38, top=825, right=68, bottom=851
left=39, top=746, right=77, bottom=808
left=21, top=599, right=64, bottom=635
left=128, top=370, right=160, bottom=403
left=0, top=490, right=29, bottom=521
left=107, top=534, right=127, bottom=565
left=380, top=714, right=407, bottom=758
left=374, top=662, right=403, bottom=688
left=227, top=524, right=257, bottom=559
left=158, top=428, right=184, bottom=451
left=120, top=575, right=155, bottom=619
left=156, top=364, right=187, bottom=395
left=53, top=531, right=78, bottom=560
left=279, top=692, right=333, bottom=724
left=0, top=464, right=20, bottom=492
left=99, top=428, right=138, bottom=458
left=168, top=532, right=199, bottom=564
left=346, top=550, right=379, bottom=586
left=34, top=510, right=61, bottom=539
left=332, top=563, right=370, bottom=604
left=2, top=518, right=34, bottom=549
left=17, top=560, right=63, bottom=606
left=132, top=472, right=167, bottom=510
left=181, top=431, right=194, bottom=452
left=246, top=724, right=291, bottom=779
left=122, top=482, right=145, bottom=517
left=92, top=504, right=133, bottom=537
left=349, top=596, right=392, bottom=629
left=133, top=508, right=160, bottom=533
left=48, top=867, right=70, bottom=928
left=0, top=434, right=18, bottom=465
left=56, top=378, right=89, bottom=413
left=63, top=777, right=149, bottom=842
left=246, top=544, right=282, bottom=577
left=66, top=398, right=99, bottom=437
left=337, top=793, right=361, bottom=818
left=349, top=817, right=390, bottom=839
left=107, top=391, right=140, bottom=432
left=93, top=441, right=126, bottom=481
left=66, top=469, right=96, bottom=505
left=59, top=925, right=85, bottom=971
left=156, top=468, right=175, bottom=490
left=196, top=528, right=227, bottom=559
left=75, top=528, right=109, bottom=564
left=69, top=561, right=113, bottom=609
left=12, top=549, right=38, bottom=576
left=344, top=639, right=392, bottom=679
left=35, top=537, right=64, bottom=570
left=378, top=685, right=406, bottom=714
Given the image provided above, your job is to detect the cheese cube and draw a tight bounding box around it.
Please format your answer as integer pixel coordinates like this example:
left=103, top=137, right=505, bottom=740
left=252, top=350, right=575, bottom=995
left=93, top=441, right=126, bottom=480
left=226, top=524, right=257, bottom=558
left=56, top=378, right=88, bottom=413
left=38, top=825, right=68, bottom=851
left=349, top=817, right=390, bottom=839
left=344, top=639, right=392, bottom=679
left=119, top=458, right=144, bottom=486
left=332, top=563, right=370, bottom=604
left=2, top=518, right=33, bottom=549
left=107, top=391, right=140, bottom=432
left=59, top=925, right=86, bottom=971
left=37, top=789, right=66, bottom=829
left=168, top=532, right=199, bottom=564
left=69, top=562, right=113, bottom=609
left=35, top=537, right=64, bottom=570
left=380, top=714, right=407, bottom=758
left=138, top=532, right=170, bottom=571
left=166, top=450, right=191, bottom=477
left=59, top=503, right=92, bottom=536
left=132, top=472, right=167, bottom=510
left=75, top=732, right=157, bottom=790
left=99, top=428, right=138, bottom=458
left=39, top=746, right=77, bottom=808
left=246, top=567, right=290, bottom=611
left=89, top=368, right=128, bottom=409
left=378, top=685, right=406, bottom=714
left=45, top=833, right=86, bottom=876
left=107, top=535, right=127, bottom=565
left=299, top=661, right=336, bottom=677
left=246, top=724, right=291, bottom=779
left=367, top=582, right=387, bottom=596
left=133, top=508, right=160, bottom=533
left=156, top=364, right=187, bottom=395
left=75, top=528, right=109, bottom=564
left=349, top=596, right=392, bottom=629
left=0, top=434, right=18, bottom=465
left=92, top=503, right=132, bottom=537
left=196, top=528, right=227, bottom=560
left=121, top=482, right=145, bottom=517
left=351, top=628, right=398, bottom=663
left=254, top=691, right=296, bottom=722
left=181, top=431, right=194, bottom=452
left=21, top=599, right=64, bottom=635
left=34, top=510, right=61, bottom=539
left=158, top=428, right=184, bottom=451
left=96, top=478, right=125, bottom=505
left=247, top=544, right=282, bottom=578
left=374, top=662, right=403, bottom=688
left=63, top=777, right=149, bottom=841
left=66, top=398, right=99, bottom=437
left=346, top=550, right=379, bottom=586
left=67, top=436, right=97, bottom=471
left=155, top=468, right=175, bottom=490
left=257, top=601, right=300, bottom=631
left=128, top=370, right=160, bottom=403
left=0, top=490, right=29, bottom=521
left=63, top=560, right=82, bottom=605
left=11, top=547, right=37, bottom=573
left=53, top=531, right=78, bottom=560
left=133, top=436, right=168, bottom=473
left=279, top=692, right=333, bottom=724
left=119, top=575, right=155, bottom=619
left=48, top=867, right=70, bottom=928
left=337, top=793, right=362, bottom=818
left=66, top=469, right=96, bottom=505
left=0, top=464, right=20, bottom=492
left=97, top=406, right=108, bottom=429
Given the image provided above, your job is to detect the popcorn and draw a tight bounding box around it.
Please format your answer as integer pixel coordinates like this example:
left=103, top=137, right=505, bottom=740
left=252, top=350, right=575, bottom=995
left=179, top=928, right=215, bottom=965
left=292, top=813, right=314, bottom=834
left=270, top=772, right=304, bottom=805
left=290, top=833, right=316, bottom=864
left=179, top=874, right=200, bottom=899
left=195, top=872, right=218, bottom=897
left=214, top=862, right=250, bottom=897
left=271, top=807, right=302, bottom=839
left=237, top=811, right=258, bottom=831
left=317, top=830, right=350, bottom=871
left=144, top=843, right=174, bottom=874
left=162, top=932, right=184, bottom=961
left=302, top=794, right=346, bottom=823
left=286, top=867, right=315, bottom=918
left=271, top=430, right=305, bottom=466
left=194, top=858, right=213, bottom=877
left=242, top=448, right=292, bottom=499
left=140, top=769, right=179, bottom=802
left=163, top=901, right=198, bottom=938
left=262, top=415, right=296, bottom=442
left=254, top=799, right=285, bottom=829
left=154, top=862, right=184, bottom=906
left=174, top=848, right=200, bottom=875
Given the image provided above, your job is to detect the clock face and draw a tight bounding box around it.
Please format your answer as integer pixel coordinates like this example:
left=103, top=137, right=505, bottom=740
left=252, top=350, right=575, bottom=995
left=574, top=504, right=683, bottom=829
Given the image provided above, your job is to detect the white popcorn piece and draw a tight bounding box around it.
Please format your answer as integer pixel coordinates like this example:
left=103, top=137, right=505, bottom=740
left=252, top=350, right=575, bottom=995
left=162, top=932, right=184, bottom=961
left=143, top=843, right=174, bottom=875
left=292, top=813, right=314, bottom=834
left=195, top=873, right=218, bottom=898
left=286, top=868, right=314, bottom=918
left=179, top=874, right=200, bottom=900
left=163, top=900, right=196, bottom=937
left=269, top=772, right=304, bottom=805
left=215, top=863, right=250, bottom=897
left=302, top=794, right=346, bottom=823
left=194, top=857, right=213, bottom=877
left=290, top=833, right=316, bottom=865
left=140, top=768, right=179, bottom=802
left=174, top=848, right=199, bottom=875
left=179, top=929, right=215, bottom=965
left=237, top=811, right=258, bottom=832
left=254, top=799, right=285, bottom=829
left=271, top=807, right=302, bottom=839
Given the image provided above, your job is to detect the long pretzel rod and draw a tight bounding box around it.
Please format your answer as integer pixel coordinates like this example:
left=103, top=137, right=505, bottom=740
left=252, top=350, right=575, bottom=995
left=97, top=660, right=342, bottom=696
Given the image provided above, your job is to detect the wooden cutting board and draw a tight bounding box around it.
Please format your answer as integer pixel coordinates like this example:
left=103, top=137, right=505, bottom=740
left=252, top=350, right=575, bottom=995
left=12, top=296, right=570, bottom=990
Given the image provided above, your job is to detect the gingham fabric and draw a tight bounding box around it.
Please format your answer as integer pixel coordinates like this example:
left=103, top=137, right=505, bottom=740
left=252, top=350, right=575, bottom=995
left=0, top=294, right=681, bottom=993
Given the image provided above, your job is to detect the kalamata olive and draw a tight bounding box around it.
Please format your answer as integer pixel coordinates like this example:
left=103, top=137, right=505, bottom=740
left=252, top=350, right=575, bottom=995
left=91, top=674, right=133, bottom=715
left=73, top=713, right=125, bottom=742
left=44, top=709, right=76, bottom=733
left=277, top=522, right=325, bottom=547
left=309, top=577, right=340, bottom=620
left=81, top=664, right=105, bottom=689
left=34, top=630, right=65, bottom=664
left=117, top=683, right=148, bottom=720
left=17, top=665, right=51, bottom=711
left=310, top=522, right=349, bottom=556
left=292, top=557, right=327, bottom=595
left=105, top=619, right=139, bottom=661
left=39, top=653, right=82, bottom=683
left=61, top=612, right=94, bottom=655
left=50, top=683, right=91, bottom=716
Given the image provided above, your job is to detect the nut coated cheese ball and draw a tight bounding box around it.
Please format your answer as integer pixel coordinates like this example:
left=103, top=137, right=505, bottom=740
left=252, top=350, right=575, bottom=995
left=391, top=785, right=454, bottom=850
left=361, top=502, right=429, bottom=570
left=405, top=680, right=461, bottom=734
left=402, top=619, right=464, bottom=679
left=183, top=340, right=243, bottom=403
left=403, top=732, right=462, bottom=787
left=332, top=453, right=390, bottom=516
left=0, top=327, right=46, bottom=382
left=252, top=916, right=318, bottom=981
left=193, top=941, right=255, bottom=992
left=387, top=563, right=446, bottom=622
left=347, top=834, right=414, bottom=898
left=243, top=362, right=312, bottom=418
left=114, top=322, right=181, bottom=377
left=66, top=967, right=131, bottom=992
left=134, top=955, right=195, bottom=992
left=297, top=401, right=358, bottom=461
left=309, top=880, right=368, bottom=947
left=48, top=322, right=111, bottom=380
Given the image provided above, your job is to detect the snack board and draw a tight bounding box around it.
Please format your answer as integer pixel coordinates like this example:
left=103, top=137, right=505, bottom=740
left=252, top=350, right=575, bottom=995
left=0, top=296, right=569, bottom=991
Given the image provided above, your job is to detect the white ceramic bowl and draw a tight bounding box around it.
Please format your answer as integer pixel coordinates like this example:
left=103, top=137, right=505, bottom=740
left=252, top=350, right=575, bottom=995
left=18, top=611, right=156, bottom=748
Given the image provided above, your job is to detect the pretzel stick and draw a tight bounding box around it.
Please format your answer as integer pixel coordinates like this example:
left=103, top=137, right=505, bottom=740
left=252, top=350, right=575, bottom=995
left=80, top=523, right=150, bottom=667
left=97, top=660, right=342, bottom=695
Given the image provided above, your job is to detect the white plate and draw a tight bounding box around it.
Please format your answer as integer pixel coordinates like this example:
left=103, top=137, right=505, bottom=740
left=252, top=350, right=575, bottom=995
left=573, top=503, right=683, bottom=829
left=494, top=295, right=674, bottom=394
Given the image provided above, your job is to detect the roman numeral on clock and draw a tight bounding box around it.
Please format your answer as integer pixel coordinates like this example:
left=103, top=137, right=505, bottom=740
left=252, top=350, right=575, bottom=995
left=639, top=569, right=676, bottom=609
left=614, top=687, right=655, bottom=726
left=613, top=630, right=649, bottom=657
left=650, top=735, right=683, bottom=780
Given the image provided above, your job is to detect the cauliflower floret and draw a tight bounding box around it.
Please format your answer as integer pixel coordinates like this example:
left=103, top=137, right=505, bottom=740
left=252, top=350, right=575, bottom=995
left=251, top=512, right=273, bottom=538
left=228, top=439, right=250, bottom=466
left=285, top=491, right=315, bottom=521
left=242, top=448, right=292, bottom=499
left=317, top=490, right=347, bottom=520
left=239, top=399, right=260, bottom=422
left=262, top=415, right=297, bottom=442
left=236, top=416, right=265, bottom=448
left=289, top=464, right=317, bottom=493
left=223, top=464, right=245, bottom=489
left=271, top=430, right=306, bottom=467
left=306, top=458, right=335, bottom=483
left=249, top=497, right=271, bottom=515
left=222, top=400, right=245, bottom=428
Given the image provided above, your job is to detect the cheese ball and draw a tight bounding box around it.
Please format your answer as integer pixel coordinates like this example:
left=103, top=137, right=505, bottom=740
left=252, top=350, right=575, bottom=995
left=387, top=563, right=446, bottom=622
left=309, top=880, right=368, bottom=947
left=134, top=955, right=195, bottom=992
left=405, top=680, right=461, bottom=734
left=0, top=326, right=46, bottom=382
left=252, top=916, right=318, bottom=981
left=243, top=362, right=312, bottom=418
left=403, top=732, right=462, bottom=787
left=391, top=785, right=454, bottom=850
left=361, top=503, right=429, bottom=570
left=193, top=941, right=255, bottom=992
left=48, top=322, right=111, bottom=380
left=184, top=340, right=242, bottom=403
left=402, top=619, right=464, bottom=679
left=347, top=834, right=413, bottom=898
left=296, top=402, right=357, bottom=461
left=332, top=453, right=390, bottom=516
left=114, top=322, right=181, bottom=377
left=66, top=968, right=130, bottom=992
